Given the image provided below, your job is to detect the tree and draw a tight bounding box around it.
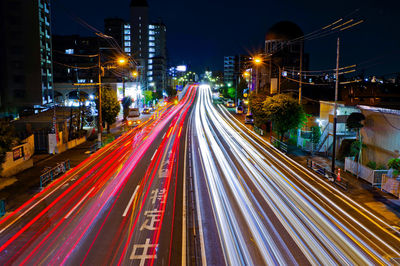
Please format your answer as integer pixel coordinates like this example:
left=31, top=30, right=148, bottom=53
left=121, top=96, right=133, bottom=121
left=143, top=90, right=153, bottom=105
left=100, top=86, right=120, bottom=132
left=346, top=112, right=366, bottom=164
left=248, top=91, right=268, bottom=128
left=165, top=86, right=177, bottom=97
left=263, top=94, right=306, bottom=141
left=236, top=79, right=248, bottom=99
left=0, top=120, right=19, bottom=174
left=311, top=126, right=321, bottom=152
left=220, top=86, right=235, bottom=99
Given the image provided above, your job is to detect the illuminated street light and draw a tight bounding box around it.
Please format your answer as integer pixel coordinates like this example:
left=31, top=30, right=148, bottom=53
left=253, top=57, right=262, bottom=65
left=243, top=71, right=250, bottom=78
left=118, top=57, right=127, bottom=65
left=132, top=70, right=138, bottom=78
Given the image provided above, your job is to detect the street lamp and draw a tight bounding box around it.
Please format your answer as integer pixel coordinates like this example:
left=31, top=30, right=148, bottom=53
left=117, top=57, right=127, bottom=65
left=253, top=56, right=263, bottom=93
left=132, top=70, right=138, bottom=78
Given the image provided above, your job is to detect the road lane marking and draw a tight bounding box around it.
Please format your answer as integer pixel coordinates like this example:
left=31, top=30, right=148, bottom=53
left=182, top=121, right=189, bottom=266
left=64, top=187, right=95, bottom=219
left=151, top=149, right=158, bottom=161
left=122, top=186, right=140, bottom=217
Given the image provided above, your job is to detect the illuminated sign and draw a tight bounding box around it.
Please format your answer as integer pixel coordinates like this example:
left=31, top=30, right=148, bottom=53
left=13, top=146, right=24, bottom=161
left=177, top=65, right=187, bottom=72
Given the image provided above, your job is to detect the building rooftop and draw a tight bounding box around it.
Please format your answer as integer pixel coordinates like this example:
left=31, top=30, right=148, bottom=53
left=265, top=21, right=303, bottom=41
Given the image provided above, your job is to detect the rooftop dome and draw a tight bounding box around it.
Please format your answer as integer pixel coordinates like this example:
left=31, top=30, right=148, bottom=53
left=265, top=21, right=303, bottom=41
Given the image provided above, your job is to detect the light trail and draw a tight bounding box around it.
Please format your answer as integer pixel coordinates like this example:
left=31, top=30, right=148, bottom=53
left=0, top=85, right=197, bottom=265
left=192, top=84, right=398, bottom=265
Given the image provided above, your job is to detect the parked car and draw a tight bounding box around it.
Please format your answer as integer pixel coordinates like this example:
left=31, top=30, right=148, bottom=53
left=236, top=106, right=243, bottom=114
left=128, top=108, right=140, bottom=117
left=226, top=100, right=235, bottom=108
left=142, top=108, right=151, bottom=114
left=245, top=114, right=254, bottom=124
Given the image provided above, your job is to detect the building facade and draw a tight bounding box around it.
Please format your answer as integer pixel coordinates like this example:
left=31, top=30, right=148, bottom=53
left=0, top=0, right=54, bottom=116
left=224, top=55, right=251, bottom=88
left=148, top=22, right=167, bottom=94
left=130, top=0, right=149, bottom=90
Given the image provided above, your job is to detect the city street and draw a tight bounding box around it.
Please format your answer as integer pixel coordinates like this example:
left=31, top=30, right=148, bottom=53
left=0, top=85, right=197, bottom=265
left=1, top=84, right=400, bottom=265
left=189, top=84, right=400, bottom=265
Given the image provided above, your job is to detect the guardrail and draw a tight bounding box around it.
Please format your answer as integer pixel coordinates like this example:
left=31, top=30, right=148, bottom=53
left=306, top=158, right=349, bottom=191
left=90, top=141, right=101, bottom=153
left=254, top=126, right=264, bottom=136
left=40, top=160, right=70, bottom=189
left=270, top=136, right=288, bottom=153
left=0, top=200, right=5, bottom=217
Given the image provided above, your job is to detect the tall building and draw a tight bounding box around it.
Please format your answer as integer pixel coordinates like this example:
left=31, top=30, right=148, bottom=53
left=130, top=0, right=149, bottom=89
left=224, top=56, right=235, bottom=85
left=104, top=18, right=132, bottom=56
left=0, top=0, right=54, bottom=116
left=148, top=22, right=167, bottom=94
left=224, top=55, right=251, bottom=88
left=52, top=35, right=100, bottom=84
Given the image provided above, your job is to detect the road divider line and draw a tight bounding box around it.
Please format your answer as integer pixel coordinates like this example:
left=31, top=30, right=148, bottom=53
left=64, top=187, right=95, bottom=219
left=122, top=186, right=140, bottom=217
left=151, top=149, right=158, bottom=161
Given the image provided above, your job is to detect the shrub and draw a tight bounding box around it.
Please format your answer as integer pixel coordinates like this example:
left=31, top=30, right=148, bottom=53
left=388, top=158, right=400, bottom=171
left=366, top=161, right=377, bottom=170
left=377, top=164, right=387, bottom=170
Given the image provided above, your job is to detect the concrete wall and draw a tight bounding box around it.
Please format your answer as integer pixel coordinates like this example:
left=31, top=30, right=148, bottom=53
left=49, top=134, right=86, bottom=154
left=360, top=107, right=400, bottom=166
left=1, top=135, right=35, bottom=177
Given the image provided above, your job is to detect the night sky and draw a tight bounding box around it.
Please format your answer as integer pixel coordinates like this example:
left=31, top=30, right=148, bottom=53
left=52, top=0, right=400, bottom=76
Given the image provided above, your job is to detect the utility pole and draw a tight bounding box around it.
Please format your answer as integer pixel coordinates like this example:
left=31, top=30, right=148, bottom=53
left=97, top=54, right=103, bottom=144
left=331, top=37, right=340, bottom=178
left=299, top=42, right=303, bottom=104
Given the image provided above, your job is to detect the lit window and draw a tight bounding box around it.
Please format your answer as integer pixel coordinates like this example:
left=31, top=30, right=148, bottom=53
left=149, top=53, right=154, bottom=58
left=148, top=71, right=153, bottom=76
left=65, top=49, right=74, bottom=54
left=124, top=30, right=130, bottom=34
left=149, top=48, right=155, bottom=52
left=148, top=77, right=153, bottom=81
left=149, top=36, right=155, bottom=41
left=125, top=42, right=130, bottom=47
left=149, top=25, right=155, bottom=29
left=148, top=65, right=153, bottom=70
left=124, top=24, right=131, bottom=29
left=125, top=48, right=131, bottom=52
left=124, top=35, right=131, bottom=41
left=148, top=59, right=153, bottom=64
left=149, top=42, right=155, bottom=47
left=149, top=30, right=154, bottom=35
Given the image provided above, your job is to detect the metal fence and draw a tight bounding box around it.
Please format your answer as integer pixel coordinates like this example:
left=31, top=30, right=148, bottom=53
left=270, top=136, right=288, bottom=153
left=381, top=174, right=400, bottom=198
left=40, top=160, right=71, bottom=189
left=306, top=158, right=349, bottom=191
left=344, top=157, right=387, bottom=187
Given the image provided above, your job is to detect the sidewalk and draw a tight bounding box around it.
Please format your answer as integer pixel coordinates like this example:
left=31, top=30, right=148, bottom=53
left=0, top=139, right=96, bottom=213
left=0, top=113, right=154, bottom=215
left=230, top=110, right=400, bottom=226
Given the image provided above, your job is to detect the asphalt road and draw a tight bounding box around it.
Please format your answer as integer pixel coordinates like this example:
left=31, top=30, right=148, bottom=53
left=189, top=84, right=400, bottom=265
left=0, top=84, right=198, bottom=265
left=1, top=83, right=400, bottom=265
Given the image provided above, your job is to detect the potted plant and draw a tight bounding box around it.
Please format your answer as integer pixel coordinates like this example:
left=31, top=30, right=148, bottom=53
left=387, top=158, right=400, bottom=178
